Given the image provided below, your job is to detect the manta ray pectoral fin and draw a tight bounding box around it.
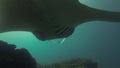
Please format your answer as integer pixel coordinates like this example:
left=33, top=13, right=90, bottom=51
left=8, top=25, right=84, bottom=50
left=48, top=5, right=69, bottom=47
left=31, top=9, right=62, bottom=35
left=32, top=31, right=57, bottom=41
left=32, top=31, right=46, bottom=41
left=81, top=4, right=120, bottom=22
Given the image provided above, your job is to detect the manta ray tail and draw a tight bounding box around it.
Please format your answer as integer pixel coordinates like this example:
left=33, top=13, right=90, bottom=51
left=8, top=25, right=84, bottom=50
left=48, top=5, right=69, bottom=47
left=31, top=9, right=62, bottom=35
left=81, top=4, right=120, bottom=22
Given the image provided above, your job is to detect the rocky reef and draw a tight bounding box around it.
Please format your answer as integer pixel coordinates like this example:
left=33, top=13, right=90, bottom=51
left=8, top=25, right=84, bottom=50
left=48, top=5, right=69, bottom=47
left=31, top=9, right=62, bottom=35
left=37, top=58, right=97, bottom=68
left=0, top=40, right=97, bottom=68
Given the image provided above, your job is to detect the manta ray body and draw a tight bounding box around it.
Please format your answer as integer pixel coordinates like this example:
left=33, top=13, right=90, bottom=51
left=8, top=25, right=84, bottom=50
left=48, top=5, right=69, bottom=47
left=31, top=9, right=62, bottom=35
left=0, top=0, right=120, bottom=40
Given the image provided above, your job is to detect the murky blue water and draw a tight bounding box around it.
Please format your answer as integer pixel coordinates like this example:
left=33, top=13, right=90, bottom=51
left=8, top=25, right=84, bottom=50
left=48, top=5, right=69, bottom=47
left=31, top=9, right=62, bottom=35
left=0, top=0, right=120, bottom=68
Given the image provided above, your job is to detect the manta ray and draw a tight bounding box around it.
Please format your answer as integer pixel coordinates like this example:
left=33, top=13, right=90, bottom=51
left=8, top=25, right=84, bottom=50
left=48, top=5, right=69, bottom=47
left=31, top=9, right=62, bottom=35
left=0, top=0, right=120, bottom=41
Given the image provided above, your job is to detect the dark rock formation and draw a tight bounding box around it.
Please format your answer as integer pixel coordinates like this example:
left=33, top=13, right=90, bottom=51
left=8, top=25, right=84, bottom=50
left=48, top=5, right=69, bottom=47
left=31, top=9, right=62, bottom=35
left=0, top=41, right=37, bottom=68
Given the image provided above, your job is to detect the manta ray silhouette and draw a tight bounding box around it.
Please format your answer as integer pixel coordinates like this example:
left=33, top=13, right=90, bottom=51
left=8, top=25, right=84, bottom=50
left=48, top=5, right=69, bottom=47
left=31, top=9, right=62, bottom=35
left=0, top=0, right=120, bottom=41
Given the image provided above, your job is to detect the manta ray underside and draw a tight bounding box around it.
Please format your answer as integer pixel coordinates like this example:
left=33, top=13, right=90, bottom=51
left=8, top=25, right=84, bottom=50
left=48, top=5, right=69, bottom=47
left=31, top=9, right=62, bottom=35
left=32, top=0, right=120, bottom=41
left=0, top=0, right=120, bottom=41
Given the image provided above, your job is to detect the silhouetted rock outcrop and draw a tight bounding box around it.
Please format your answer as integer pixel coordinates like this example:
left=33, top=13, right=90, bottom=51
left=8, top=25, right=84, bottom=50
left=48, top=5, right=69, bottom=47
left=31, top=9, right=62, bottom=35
left=0, top=41, right=37, bottom=68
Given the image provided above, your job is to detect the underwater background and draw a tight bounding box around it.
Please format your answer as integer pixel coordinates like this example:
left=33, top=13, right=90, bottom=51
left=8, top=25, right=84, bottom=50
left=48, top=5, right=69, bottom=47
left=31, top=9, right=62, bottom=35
left=0, top=0, right=120, bottom=68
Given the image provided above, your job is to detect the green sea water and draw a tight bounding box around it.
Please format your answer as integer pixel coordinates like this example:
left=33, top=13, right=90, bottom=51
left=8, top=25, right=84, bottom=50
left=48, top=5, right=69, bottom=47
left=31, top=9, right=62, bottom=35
left=0, top=0, right=120, bottom=68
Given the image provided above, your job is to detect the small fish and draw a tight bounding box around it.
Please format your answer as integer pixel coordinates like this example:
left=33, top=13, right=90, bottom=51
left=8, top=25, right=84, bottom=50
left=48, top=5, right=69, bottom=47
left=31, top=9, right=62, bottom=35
left=0, top=0, right=120, bottom=41
left=60, top=38, right=66, bottom=44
